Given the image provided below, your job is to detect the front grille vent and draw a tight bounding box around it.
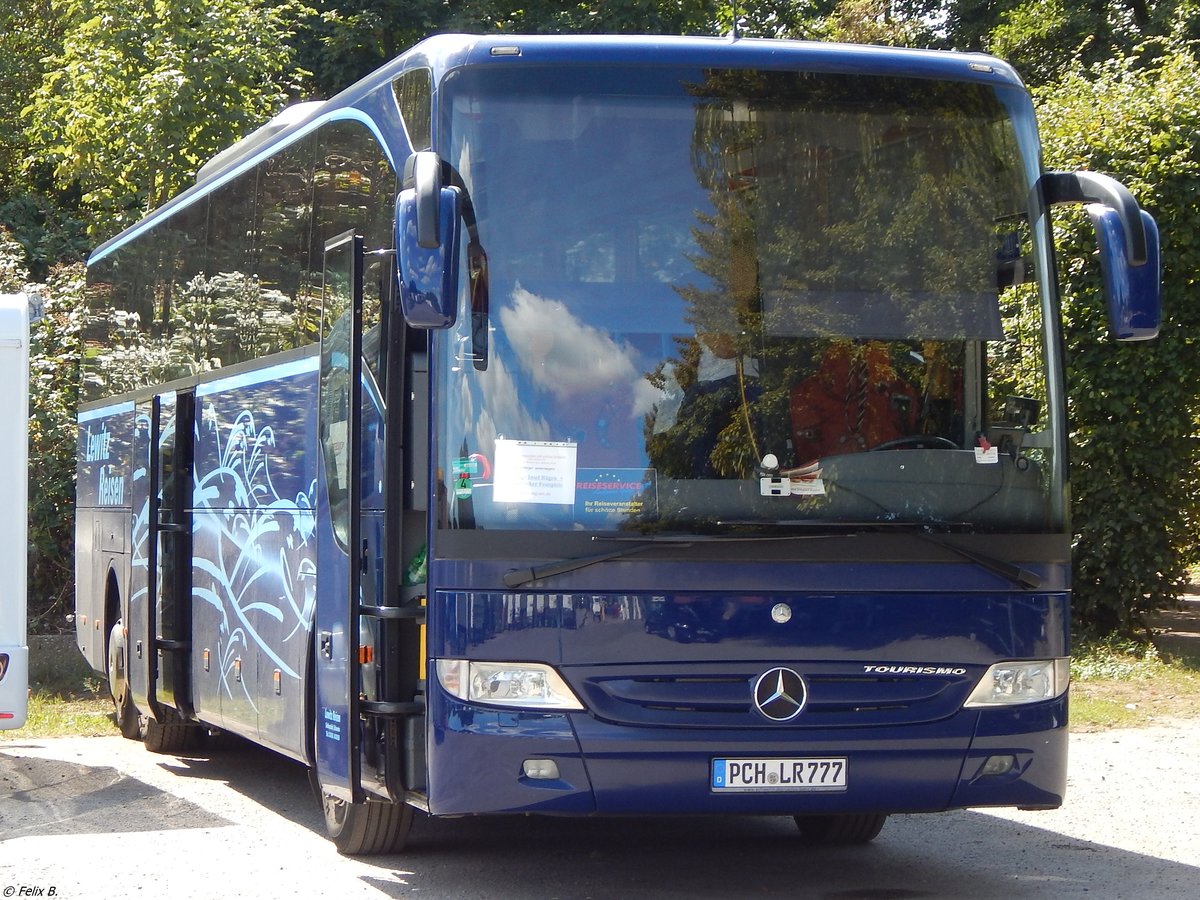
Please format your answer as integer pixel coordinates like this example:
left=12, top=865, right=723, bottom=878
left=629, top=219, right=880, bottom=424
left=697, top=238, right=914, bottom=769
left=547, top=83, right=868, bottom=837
left=569, top=663, right=976, bottom=729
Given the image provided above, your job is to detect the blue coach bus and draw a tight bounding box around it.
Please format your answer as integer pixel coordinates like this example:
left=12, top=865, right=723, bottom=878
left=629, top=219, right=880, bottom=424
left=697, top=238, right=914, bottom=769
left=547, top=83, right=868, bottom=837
left=74, top=34, right=1160, bottom=853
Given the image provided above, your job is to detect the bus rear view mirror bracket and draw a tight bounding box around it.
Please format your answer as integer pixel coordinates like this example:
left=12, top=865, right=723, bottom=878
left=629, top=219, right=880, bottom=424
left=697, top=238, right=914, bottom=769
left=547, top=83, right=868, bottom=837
left=396, top=151, right=462, bottom=329
left=1037, top=170, right=1161, bottom=341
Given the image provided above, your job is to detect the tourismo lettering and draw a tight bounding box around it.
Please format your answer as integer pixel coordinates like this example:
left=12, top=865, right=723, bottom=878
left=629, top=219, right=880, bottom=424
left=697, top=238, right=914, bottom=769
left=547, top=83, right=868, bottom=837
left=863, top=664, right=968, bottom=676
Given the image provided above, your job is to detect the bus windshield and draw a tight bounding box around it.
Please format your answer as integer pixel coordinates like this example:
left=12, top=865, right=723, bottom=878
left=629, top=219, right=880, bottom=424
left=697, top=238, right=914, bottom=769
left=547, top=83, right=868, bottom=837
left=436, top=64, right=1054, bottom=535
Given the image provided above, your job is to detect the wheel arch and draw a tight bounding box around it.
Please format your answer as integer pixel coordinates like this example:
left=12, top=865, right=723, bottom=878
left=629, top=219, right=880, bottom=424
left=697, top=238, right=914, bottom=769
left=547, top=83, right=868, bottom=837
left=102, top=566, right=123, bottom=674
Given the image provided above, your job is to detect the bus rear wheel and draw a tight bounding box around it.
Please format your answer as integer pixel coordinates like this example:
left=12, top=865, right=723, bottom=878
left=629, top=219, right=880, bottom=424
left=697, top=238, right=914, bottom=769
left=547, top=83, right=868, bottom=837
left=106, top=620, right=141, bottom=740
left=311, top=772, right=414, bottom=855
left=793, top=813, right=888, bottom=845
left=142, top=713, right=199, bottom=754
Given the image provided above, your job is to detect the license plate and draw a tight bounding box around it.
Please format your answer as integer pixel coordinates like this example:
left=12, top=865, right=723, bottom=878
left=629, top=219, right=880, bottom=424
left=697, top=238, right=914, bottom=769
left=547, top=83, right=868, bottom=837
left=711, top=757, right=848, bottom=792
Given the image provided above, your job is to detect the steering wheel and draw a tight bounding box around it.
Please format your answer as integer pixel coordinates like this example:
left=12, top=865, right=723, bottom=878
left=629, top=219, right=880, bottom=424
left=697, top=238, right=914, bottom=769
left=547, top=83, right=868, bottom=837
left=870, top=435, right=959, bottom=451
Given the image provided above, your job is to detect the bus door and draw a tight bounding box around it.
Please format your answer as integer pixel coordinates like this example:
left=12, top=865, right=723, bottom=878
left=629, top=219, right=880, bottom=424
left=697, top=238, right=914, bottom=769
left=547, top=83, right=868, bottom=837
left=154, top=390, right=195, bottom=718
left=316, top=230, right=421, bottom=803
left=127, top=391, right=195, bottom=722
left=315, top=231, right=366, bottom=801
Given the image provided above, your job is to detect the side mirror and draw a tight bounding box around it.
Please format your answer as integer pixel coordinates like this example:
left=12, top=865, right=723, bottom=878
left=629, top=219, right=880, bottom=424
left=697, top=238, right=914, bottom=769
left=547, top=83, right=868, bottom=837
left=1088, top=205, right=1161, bottom=341
left=1038, top=170, right=1162, bottom=341
left=396, top=151, right=461, bottom=329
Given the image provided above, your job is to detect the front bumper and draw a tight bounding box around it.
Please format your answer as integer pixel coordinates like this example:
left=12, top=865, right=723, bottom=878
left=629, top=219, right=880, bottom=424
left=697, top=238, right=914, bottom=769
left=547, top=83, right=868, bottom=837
left=425, top=686, right=1067, bottom=817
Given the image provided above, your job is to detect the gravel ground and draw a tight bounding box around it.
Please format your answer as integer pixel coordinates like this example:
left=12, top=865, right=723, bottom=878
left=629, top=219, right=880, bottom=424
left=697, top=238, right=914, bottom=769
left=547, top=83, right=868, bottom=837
left=1, top=718, right=1198, bottom=900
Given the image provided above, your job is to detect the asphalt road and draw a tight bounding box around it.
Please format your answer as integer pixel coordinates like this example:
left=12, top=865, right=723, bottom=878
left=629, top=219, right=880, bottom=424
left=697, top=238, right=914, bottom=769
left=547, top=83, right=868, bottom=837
left=2, top=723, right=1198, bottom=900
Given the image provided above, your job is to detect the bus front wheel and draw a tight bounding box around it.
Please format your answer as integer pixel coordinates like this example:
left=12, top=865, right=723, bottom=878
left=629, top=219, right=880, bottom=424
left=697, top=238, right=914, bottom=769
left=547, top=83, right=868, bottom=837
left=310, top=772, right=414, bottom=855
left=793, top=813, right=888, bottom=845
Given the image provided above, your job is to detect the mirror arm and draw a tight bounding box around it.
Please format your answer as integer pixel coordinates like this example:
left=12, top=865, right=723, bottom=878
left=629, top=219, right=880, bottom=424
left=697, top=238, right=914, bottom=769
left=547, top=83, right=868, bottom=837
left=1037, top=171, right=1148, bottom=266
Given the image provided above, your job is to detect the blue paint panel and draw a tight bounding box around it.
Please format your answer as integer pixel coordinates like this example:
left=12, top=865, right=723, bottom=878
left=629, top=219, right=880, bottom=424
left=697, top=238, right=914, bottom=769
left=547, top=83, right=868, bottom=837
left=429, top=554, right=1072, bottom=597
left=313, top=448, right=352, bottom=792
left=190, top=363, right=319, bottom=749
left=427, top=685, right=595, bottom=816
left=430, top=589, right=1069, bottom=664
left=126, top=401, right=154, bottom=710
left=193, top=358, right=320, bottom=514
left=952, top=698, right=1068, bottom=809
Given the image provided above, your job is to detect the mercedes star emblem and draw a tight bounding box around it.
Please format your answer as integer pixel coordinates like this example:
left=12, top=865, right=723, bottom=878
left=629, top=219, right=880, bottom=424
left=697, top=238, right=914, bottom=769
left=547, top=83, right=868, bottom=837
left=753, top=666, right=808, bottom=721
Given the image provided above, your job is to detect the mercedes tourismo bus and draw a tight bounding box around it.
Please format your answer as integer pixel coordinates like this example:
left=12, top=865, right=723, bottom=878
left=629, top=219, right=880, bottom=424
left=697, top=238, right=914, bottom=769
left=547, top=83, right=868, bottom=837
left=74, top=34, right=1161, bottom=853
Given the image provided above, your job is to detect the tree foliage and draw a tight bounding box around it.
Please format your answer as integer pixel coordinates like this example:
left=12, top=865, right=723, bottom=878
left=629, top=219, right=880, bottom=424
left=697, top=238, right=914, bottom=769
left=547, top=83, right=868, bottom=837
left=0, top=1, right=87, bottom=280
left=25, top=0, right=311, bottom=237
left=0, top=1, right=64, bottom=195
left=291, top=1, right=841, bottom=95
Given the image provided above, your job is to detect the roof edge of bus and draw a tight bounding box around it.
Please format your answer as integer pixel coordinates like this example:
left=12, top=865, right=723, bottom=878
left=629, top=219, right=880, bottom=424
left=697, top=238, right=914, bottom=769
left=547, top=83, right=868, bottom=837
left=86, top=32, right=1024, bottom=265
left=407, top=32, right=1021, bottom=80
left=194, top=101, right=325, bottom=187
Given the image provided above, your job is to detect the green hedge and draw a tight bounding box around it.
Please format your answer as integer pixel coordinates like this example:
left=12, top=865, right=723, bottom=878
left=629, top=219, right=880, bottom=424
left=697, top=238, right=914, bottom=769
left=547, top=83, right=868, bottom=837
left=1038, top=44, right=1200, bottom=636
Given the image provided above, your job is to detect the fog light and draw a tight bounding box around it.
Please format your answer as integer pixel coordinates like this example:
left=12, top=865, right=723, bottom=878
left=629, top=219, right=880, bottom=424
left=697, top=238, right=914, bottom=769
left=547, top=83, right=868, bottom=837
left=979, top=754, right=1016, bottom=777
left=522, top=759, right=560, bottom=780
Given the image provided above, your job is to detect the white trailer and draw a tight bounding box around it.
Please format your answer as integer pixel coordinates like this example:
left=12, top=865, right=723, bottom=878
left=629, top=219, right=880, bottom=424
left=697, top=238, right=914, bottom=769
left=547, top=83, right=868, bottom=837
left=0, top=293, right=30, bottom=729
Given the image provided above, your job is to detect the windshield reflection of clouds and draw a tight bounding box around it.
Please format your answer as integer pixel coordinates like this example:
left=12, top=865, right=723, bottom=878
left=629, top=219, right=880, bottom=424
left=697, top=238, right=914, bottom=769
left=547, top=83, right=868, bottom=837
left=458, top=284, right=663, bottom=470
left=462, top=332, right=551, bottom=453
left=499, top=286, right=646, bottom=408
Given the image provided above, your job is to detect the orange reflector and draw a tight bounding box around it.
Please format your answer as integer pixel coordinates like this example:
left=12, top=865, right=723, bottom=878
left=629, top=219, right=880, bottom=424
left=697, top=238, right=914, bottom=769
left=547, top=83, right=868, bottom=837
left=358, top=645, right=374, bottom=665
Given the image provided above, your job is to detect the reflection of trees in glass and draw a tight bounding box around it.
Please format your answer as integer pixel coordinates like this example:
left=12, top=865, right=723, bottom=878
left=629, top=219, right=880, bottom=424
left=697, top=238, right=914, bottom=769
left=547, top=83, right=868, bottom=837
left=989, top=279, right=1046, bottom=419
left=81, top=307, right=179, bottom=398
left=171, top=271, right=303, bottom=367
left=647, top=70, right=1025, bottom=479
left=81, top=119, right=396, bottom=403
left=83, top=271, right=320, bottom=394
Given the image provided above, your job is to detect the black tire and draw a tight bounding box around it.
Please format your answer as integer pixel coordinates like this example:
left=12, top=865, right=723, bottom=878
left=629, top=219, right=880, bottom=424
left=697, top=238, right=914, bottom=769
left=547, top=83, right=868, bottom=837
left=310, top=771, right=414, bottom=855
left=107, top=620, right=142, bottom=741
left=793, top=813, right=888, bottom=845
left=142, top=714, right=200, bottom=754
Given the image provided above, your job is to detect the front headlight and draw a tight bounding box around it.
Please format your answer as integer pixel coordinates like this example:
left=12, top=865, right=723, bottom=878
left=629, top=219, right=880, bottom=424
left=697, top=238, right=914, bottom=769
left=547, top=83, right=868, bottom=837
left=963, top=658, right=1070, bottom=707
left=436, top=659, right=585, bottom=711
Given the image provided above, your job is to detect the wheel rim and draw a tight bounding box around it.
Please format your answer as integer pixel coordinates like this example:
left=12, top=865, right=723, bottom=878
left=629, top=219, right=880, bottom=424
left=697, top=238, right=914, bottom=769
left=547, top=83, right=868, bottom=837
left=107, top=622, right=128, bottom=706
left=322, top=791, right=348, bottom=831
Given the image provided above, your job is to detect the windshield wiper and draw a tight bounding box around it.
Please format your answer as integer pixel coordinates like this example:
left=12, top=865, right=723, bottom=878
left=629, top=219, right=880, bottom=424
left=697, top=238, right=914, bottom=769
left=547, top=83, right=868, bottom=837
left=503, top=526, right=1040, bottom=591
left=913, top=529, right=1042, bottom=590
left=723, top=519, right=1043, bottom=590
left=503, top=532, right=848, bottom=589
left=503, top=538, right=694, bottom=589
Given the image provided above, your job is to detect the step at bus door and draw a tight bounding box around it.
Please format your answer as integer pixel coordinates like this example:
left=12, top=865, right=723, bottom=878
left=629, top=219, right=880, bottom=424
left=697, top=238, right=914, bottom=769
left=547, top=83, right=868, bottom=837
left=315, top=230, right=366, bottom=802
